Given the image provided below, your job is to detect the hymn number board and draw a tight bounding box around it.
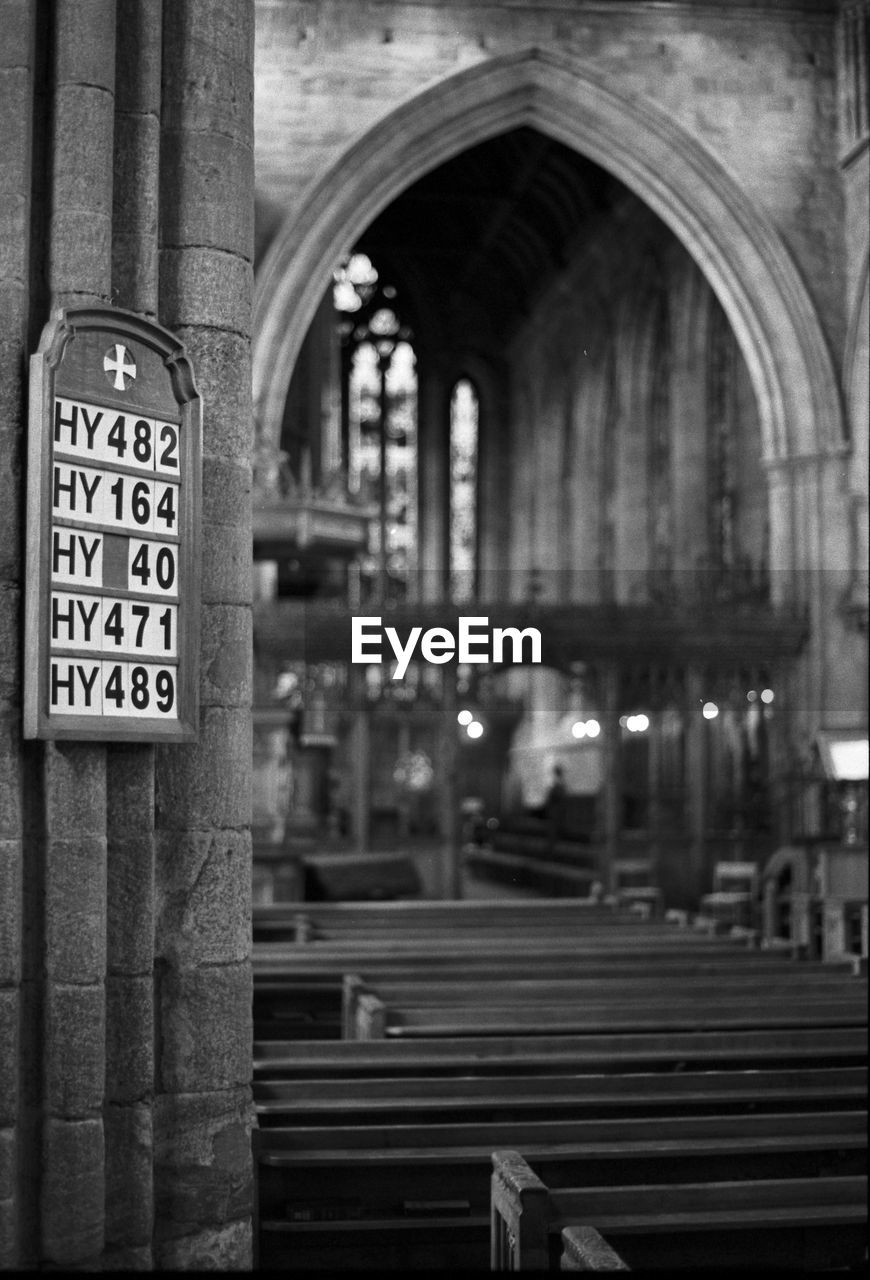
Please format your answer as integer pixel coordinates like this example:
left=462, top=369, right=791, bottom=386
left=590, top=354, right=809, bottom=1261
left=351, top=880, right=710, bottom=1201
left=24, top=307, right=201, bottom=741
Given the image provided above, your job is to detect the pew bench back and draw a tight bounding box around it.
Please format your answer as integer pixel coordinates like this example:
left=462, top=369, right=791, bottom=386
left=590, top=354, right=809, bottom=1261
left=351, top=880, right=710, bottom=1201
left=350, top=986, right=868, bottom=1039
left=491, top=1149, right=867, bottom=1270
left=255, top=1111, right=866, bottom=1271
left=254, top=1025, right=869, bottom=1078
left=254, top=1064, right=868, bottom=1124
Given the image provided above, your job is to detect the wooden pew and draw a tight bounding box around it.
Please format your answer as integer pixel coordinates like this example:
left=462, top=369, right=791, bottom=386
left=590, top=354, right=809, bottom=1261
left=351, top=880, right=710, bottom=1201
left=256, top=949, right=848, bottom=992
left=254, top=934, right=818, bottom=1040
left=254, top=1064, right=868, bottom=1125
left=251, top=899, right=868, bottom=1270
left=349, top=985, right=868, bottom=1040
left=255, top=1111, right=866, bottom=1272
left=340, top=966, right=863, bottom=1040
left=491, top=1150, right=867, bottom=1270
left=252, top=933, right=790, bottom=1007
left=253, top=895, right=760, bottom=945
left=253, top=926, right=774, bottom=974
left=252, top=956, right=865, bottom=1041
left=255, top=937, right=768, bottom=966
left=254, top=1026, right=870, bottom=1079
left=256, top=919, right=715, bottom=946
left=253, top=945, right=859, bottom=1036
left=560, top=1225, right=629, bottom=1271
left=462, top=844, right=599, bottom=898
left=253, top=897, right=639, bottom=942
left=253, top=937, right=778, bottom=1001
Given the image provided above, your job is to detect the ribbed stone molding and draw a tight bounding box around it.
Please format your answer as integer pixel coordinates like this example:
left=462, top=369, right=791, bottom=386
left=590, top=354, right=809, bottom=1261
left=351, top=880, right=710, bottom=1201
left=254, top=47, right=844, bottom=478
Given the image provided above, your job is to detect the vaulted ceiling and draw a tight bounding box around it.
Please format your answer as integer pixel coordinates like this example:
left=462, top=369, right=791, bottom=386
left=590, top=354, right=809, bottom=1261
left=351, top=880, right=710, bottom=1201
left=350, top=126, right=638, bottom=348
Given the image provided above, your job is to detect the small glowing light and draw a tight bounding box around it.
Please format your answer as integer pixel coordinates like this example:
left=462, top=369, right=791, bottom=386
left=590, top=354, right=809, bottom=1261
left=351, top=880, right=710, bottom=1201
left=760, top=689, right=774, bottom=704
left=747, top=690, right=757, bottom=702
left=702, top=702, right=719, bottom=719
left=619, top=715, right=629, bottom=728
left=634, top=714, right=649, bottom=733
left=571, top=721, right=587, bottom=739
left=457, top=709, right=473, bottom=726
left=467, top=721, right=484, bottom=739
left=585, top=719, right=600, bottom=738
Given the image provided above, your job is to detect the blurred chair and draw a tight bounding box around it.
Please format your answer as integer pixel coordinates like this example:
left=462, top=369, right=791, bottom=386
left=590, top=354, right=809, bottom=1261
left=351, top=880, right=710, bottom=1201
left=700, top=860, right=759, bottom=931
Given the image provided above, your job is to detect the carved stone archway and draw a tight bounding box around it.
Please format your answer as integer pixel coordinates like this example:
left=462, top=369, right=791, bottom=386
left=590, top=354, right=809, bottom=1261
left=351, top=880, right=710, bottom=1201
left=253, top=46, right=858, bottom=735
left=254, top=47, right=844, bottom=483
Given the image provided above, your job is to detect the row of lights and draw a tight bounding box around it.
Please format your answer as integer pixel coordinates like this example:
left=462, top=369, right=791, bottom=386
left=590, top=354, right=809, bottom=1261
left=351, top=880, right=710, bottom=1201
left=458, top=690, right=775, bottom=742
left=704, top=688, right=775, bottom=720
left=620, top=689, right=776, bottom=730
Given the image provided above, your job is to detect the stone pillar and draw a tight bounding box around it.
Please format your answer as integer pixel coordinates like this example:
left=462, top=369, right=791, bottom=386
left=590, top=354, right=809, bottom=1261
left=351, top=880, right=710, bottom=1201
left=815, top=454, right=868, bottom=725
left=103, top=4, right=162, bottom=1267
left=647, top=707, right=662, bottom=873
left=315, top=289, right=342, bottom=476
left=0, top=3, right=36, bottom=1266
left=440, top=670, right=462, bottom=899
left=349, top=669, right=371, bottom=853
left=396, top=719, right=412, bottom=841
left=685, top=664, right=708, bottom=902
left=154, top=0, right=255, bottom=1268
left=669, top=261, right=709, bottom=576
left=41, top=1, right=117, bottom=1266
left=767, top=453, right=862, bottom=751
left=111, top=0, right=161, bottom=320
left=569, top=368, right=606, bottom=603
left=613, top=305, right=651, bottom=604
left=601, top=663, right=621, bottom=894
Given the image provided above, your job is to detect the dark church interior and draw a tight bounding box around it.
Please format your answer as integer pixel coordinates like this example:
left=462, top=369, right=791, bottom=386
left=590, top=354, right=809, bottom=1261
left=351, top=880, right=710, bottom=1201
left=1, top=0, right=867, bottom=1270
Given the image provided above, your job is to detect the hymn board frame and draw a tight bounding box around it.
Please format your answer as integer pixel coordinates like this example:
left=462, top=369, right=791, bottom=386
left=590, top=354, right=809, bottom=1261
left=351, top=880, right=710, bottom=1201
left=24, top=306, right=202, bottom=742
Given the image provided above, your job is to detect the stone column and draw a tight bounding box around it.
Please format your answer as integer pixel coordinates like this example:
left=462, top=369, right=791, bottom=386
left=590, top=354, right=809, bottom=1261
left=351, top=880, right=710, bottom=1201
left=41, top=0, right=117, bottom=1266
left=685, top=664, right=708, bottom=903
left=613, top=304, right=651, bottom=604
left=647, top=707, right=662, bottom=876
left=103, top=1, right=162, bottom=1267
left=601, top=663, right=621, bottom=894
left=154, top=1, right=255, bottom=1268
left=669, top=260, right=709, bottom=577
left=440, top=670, right=462, bottom=899
left=348, top=669, right=371, bottom=854
left=0, top=3, right=36, bottom=1266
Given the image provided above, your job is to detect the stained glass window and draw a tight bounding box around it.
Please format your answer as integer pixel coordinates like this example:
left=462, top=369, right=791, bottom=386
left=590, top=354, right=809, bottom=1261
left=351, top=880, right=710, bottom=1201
left=449, top=379, right=479, bottom=602
left=335, top=254, right=417, bottom=603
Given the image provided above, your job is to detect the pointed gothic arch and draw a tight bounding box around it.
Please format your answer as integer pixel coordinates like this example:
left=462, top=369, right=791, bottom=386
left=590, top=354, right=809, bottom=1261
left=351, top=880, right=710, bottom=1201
left=253, top=47, right=844, bottom=494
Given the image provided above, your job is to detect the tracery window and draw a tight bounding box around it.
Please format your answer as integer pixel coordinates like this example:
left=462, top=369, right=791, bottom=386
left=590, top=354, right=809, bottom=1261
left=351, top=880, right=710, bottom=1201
left=334, top=254, right=417, bottom=603
left=449, top=378, right=479, bottom=602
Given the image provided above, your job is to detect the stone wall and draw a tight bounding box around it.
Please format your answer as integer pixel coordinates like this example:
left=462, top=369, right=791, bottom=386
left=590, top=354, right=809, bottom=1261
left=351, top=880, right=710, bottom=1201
left=0, top=0, right=255, bottom=1268
left=255, top=0, right=845, bottom=359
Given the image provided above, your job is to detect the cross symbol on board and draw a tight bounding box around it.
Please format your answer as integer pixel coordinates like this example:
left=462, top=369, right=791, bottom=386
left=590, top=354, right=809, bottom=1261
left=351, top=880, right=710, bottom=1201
left=103, top=343, right=137, bottom=391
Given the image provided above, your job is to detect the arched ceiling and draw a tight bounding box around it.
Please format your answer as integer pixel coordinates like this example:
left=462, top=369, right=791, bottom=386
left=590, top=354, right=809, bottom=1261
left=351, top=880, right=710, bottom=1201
left=341, top=126, right=639, bottom=347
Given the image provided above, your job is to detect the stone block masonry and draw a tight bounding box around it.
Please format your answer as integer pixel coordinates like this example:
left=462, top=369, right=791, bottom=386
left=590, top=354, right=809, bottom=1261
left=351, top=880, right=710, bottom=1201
left=0, top=0, right=256, bottom=1267
left=154, top=0, right=256, bottom=1269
